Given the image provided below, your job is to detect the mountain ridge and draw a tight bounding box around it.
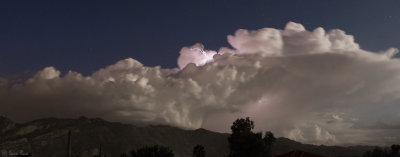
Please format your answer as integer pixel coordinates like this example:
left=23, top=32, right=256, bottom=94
left=0, top=116, right=374, bottom=157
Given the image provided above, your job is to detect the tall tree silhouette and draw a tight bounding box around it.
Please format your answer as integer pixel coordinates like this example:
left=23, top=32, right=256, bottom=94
left=193, top=144, right=206, bottom=157
left=263, top=131, right=275, bottom=157
left=228, top=117, right=275, bottom=157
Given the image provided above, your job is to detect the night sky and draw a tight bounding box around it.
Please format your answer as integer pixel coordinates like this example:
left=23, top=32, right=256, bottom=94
left=1, top=0, right=399, bottom=76
left=1, top=0, right=400, bottom=146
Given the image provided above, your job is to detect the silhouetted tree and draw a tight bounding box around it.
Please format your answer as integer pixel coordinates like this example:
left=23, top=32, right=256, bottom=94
left=228, top=117, right=275, bottom=157
left=263, top=131, right=276, bottom=157
left=391, top=144, right=400, bottom=157
left=231, top=117, right=254, bottom=134
left=130, top=145, right=174, bottom=157
left=193, top=144, right=206, bottom=157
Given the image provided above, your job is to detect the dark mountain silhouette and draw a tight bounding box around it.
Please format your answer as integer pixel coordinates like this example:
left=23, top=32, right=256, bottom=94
left=272, top=137, right=374, bottom=157
left=276, top=150, right=324, bottom=157
left=0, top=116, right=374, bottom=157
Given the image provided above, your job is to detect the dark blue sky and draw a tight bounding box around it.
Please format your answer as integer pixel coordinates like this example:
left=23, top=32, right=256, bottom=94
left=1, top=0, right=399, bottom=76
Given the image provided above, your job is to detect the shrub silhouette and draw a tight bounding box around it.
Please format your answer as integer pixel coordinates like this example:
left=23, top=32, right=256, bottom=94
left=228, top=117, right=275, bottom=157
left=391, top=145, right=400, bottom=157
left=362, top=144, right=400, bottom=157
left=130, top=145, right=174, bottom=157
left=193, top=144, right=206, bottom=157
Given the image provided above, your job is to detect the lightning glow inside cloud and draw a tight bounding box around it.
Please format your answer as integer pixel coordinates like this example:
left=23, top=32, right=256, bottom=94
left=1, top=22, right=400, bottom=145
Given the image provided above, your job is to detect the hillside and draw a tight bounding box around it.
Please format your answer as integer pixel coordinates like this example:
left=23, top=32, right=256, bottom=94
left=0, top=116, right=374, bottom=157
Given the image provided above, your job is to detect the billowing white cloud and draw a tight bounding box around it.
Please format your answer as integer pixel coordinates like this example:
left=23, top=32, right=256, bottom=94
left=177, top=43, right=217, bottom=69
left=1, top=22, right=400, bottom=145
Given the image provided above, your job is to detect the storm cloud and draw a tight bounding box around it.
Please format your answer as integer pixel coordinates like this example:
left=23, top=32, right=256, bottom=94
left=1, top=22, right=400, bottom=145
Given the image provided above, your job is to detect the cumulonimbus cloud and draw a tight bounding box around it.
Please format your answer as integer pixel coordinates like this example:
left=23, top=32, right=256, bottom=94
left=1, top=22, right=400, bottom=145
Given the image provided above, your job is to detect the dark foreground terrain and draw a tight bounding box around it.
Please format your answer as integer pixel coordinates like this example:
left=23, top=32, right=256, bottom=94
left=0, top=116, right=374, bottom=157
